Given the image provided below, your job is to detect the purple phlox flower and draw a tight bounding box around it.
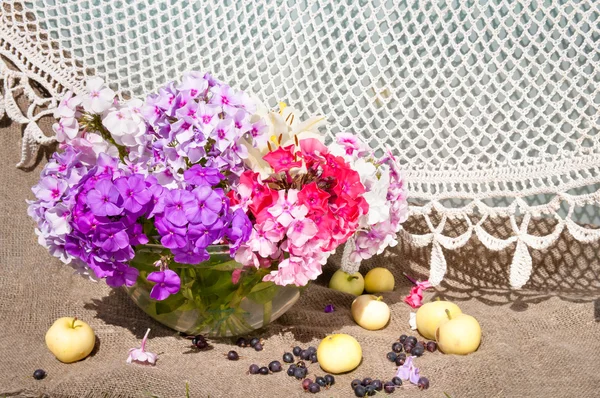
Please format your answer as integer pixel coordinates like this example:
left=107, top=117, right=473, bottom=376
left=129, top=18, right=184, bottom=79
left=172, top=242, right=209, bottom=264
left=195, top=103, right=219, bottom=130
left=97, top=153, right=119, bottom=175
left=86, top=179, right=123, bottom=217
left=183, top=165, right=224, bottom=187
left=249, top=119, right=269, bottom=147
left=188, top=219, right=224, bottom=249
left=33, top=176, right=68, bottom=203
left=93, top=223, right=130, bottom=252
left=155, top=82, right=177, bottom=116
left=155, top=216, right=187, bottom=249
left=127, top=223, right=149, bottom=246
left=174, top=99, right=199, bottom=127
left=212, top=119, right=235, bottom=152
left=226, top=208, right=252, bottom=254
left=146, top=182, right=165, bottom=218
left=232, top=109, right=251, bottom=133
left=114, top=175, right=152, bottom=213
left=106, top=263, right=139, bottom=287
left=127, top=328, right=157, bottom=365
left=164, top=189, right=196, bottom=226
left=178, top=71, right=209, bottom=97
left=185, top=185, right=222, bottom=225
left=147, top=269, right=181, bottom=301
left=44, top=204, right=72, bottom=235
left=324, top=304, right=335, bottom=313
left=395, top=356, right=421, bottom=385
left=203, top=73, right=219, bottom=87
left=236, top=90, right=257, bottom=114
left=210, top=84, right=240, bottom=114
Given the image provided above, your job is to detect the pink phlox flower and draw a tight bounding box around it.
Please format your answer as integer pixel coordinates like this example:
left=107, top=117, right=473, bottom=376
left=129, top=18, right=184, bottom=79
left=268, top=190, right=308, bottom=227
left=286, top=218, right=318, bottom=247
left=127, top=328, right=157, bottom=365
left=403, top=274, right=433, bottom=308
left=336, top=132, right=369, bottom=157
left=263, top=145, right=303, bottom=173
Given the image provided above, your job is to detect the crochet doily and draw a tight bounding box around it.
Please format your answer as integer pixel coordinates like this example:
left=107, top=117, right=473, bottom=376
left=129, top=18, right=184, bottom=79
left=2, top=0, right=599, bottom=287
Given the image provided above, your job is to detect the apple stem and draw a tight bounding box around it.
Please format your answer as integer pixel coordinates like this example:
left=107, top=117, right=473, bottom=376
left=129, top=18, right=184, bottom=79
left=71, top=317, right=77, bottom=329
left=445, top=309, right=452, bottom=320
left=348, top=275, right=359, bottom=281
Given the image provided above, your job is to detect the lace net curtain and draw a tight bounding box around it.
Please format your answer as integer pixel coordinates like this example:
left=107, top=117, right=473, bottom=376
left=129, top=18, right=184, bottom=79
left=2, top=0, right=599, bottom=287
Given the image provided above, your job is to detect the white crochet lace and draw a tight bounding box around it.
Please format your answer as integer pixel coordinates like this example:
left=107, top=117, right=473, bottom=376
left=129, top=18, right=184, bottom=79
left=2, top=0, right=599, bottom=288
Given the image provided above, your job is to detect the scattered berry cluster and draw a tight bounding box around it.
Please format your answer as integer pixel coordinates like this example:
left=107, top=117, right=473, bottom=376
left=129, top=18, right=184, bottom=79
left=236, top=336, right=264, bottom=351
left=290, top=345, right=318, bottom=363
left=351, top=377, right=403, bottom=396
left=301, top=374, right=335, bottom=394
left=386, top=335, right=437, bottom=362
left=248, top=360, right=283, bottom=375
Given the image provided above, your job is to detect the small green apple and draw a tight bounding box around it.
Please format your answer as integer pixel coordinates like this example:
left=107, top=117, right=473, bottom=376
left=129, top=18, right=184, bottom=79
left=364, top=267, right=395, bottom=293
left=351, top=294, right=391, bottom=330
left=416, top=300, right=462, bottom=340
left=436, top=310, right=481, bottom=355
left=45, top=317, right=95, bottom=363
left=317, top=333, right=362, bottom=374
left=329, top=269, right=365, bottom=296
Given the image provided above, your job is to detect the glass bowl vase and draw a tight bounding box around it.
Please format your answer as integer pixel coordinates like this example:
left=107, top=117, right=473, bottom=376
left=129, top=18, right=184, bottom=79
left=125, top=244, right=301, bottom=337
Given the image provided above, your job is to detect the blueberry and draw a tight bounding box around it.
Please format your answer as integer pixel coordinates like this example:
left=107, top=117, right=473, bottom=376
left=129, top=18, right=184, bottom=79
left=371, top=379, right=383, bottom=391
left=33, top=369, right=46, bottom=380
left=391, top=376, right=403, bottom=386
left=405, top=336, right=417, bottom=346
left=383, top=382, right=395, bottom=393
left=310, top=353, right=318, bottom=363
left=300, top=350, right=311, bottom=360
left=282, top=352, right=294, bottom=363
left=259, top=366, right=269, bottom=375
left=294, top=367, right=307, bottom=379
left=354, top=385, right=367, bottom=397
left=392, top=342, right=403, bottom=353
left=411, top=344, right=425, bottom=357
left=307, top=346, right=317, bottom=354
left=254, top=342, right=263, bottom=351
left=236, top=337, right=247, bottom=347
left=403, top=344, right=414, bottom=354
left=268, top=360, right=282, bottom=372
left=287, top=364, right=297, bottom=376
left=399, top=334, right=407, bottom=343
left=227, top=350, right=239, bottom=360
left=315, top=376, right=327, bottom=387
left=362, top=377, right=373, bottom=386
left=418, top=377, right=430, bottom=390
left=324, top=374, right=335, bottom=386
left=195, top=339, right=208, bottom=349
left=302, top=378, right=314, bottom=390
left=308, top=383, right=321, bottom=393
left=386, top=351, right=397, bottom=362
left=426, top=341, right=437, bottom=352
left=293, top=346, right=302, bottom=356
left=365, top=385, right=377, bottom=396
left=351, top=379, right=362, bottom=389
left=249, top=337, right=260, bottom=347
left=395, top=355, right=406, bottom=366
left=248, top=364, right=259, bottom=374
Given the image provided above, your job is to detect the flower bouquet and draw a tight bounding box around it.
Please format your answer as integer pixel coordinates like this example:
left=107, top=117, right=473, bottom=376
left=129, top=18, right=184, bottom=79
left=28, top=72, right=407, bottom=336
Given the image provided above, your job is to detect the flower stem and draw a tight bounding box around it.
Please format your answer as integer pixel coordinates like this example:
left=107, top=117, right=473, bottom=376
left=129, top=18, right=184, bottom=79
left=403, top=273, right=418, bottom=285
left=262, top=301, right=273, bottom=327
left=141, top=328, right=151, bottom=351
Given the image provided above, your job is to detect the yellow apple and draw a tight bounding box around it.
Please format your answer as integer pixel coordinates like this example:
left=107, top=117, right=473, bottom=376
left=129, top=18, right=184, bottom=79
left=329, top=269, right=365, bottom=296
left=45, top=317, right=96, bottom=363
left=416, top=300, right=462, bottom=340
left=364, top=267, right=395, bottom=293
left=436, top=310, right=481, bottom=355
left=317, top=334, right=362, bottom=374
left=351, top=294, right=391, bottom=330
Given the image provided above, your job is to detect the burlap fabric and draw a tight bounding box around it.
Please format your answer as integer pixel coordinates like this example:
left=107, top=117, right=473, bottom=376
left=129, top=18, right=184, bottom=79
left=1, top=114, right=599, bottom=398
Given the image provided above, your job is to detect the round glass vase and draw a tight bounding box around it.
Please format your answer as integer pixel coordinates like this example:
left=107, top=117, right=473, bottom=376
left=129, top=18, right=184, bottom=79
left=125, top=244, right=301, bottom=337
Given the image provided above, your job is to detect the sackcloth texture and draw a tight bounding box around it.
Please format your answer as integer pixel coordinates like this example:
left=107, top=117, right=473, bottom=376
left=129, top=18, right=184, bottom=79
left=1, top=109, right=599, bottom=397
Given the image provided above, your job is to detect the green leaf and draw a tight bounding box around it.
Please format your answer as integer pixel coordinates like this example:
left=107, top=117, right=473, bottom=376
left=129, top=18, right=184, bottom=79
left=247, top=282, right=279, bottom=305
left=155, top=294, right=186, bottom=315
left=129, top=250, right=162, bottom=272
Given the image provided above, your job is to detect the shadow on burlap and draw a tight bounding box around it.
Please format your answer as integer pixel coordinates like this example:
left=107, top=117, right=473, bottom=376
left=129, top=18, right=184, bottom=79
left=1, top=114, right=599, bottom=398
